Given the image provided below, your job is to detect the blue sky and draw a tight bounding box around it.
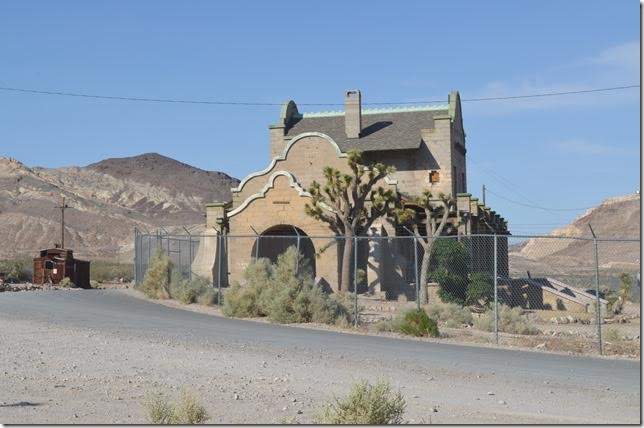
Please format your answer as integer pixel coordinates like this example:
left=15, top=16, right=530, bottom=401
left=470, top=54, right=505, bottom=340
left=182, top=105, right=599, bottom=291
left=0, top=0, right=639, bottom=235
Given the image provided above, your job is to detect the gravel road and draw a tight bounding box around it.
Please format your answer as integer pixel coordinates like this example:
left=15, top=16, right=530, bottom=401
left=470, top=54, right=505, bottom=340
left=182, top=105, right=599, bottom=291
left=0, top=289, right=640, bottom=424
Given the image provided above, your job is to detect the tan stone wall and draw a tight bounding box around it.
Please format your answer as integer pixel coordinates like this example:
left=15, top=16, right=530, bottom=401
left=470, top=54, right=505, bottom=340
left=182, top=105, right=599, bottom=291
left=232, top=135, right=350, bottom=207
left=227, top=174, right=340, bottom=290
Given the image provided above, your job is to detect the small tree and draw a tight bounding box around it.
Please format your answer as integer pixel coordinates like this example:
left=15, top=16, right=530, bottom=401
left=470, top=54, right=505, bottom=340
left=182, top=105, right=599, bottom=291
left=305, top=150, right=398, bottom=292
left=429, top=239, right=470, bottom=305
left=618, top=272, right=634, bottom=303
left=397, top=192, right=457, bottom=304
left=466, top=272, right=494, bottom=306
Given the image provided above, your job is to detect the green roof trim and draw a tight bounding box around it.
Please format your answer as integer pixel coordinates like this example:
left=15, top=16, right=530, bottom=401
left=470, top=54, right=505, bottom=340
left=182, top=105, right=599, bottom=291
left=299, top=104, right=448, bottom=118
left=206, top=202, right=227, bottom=207
left=456, top=192, right=472, bottom=197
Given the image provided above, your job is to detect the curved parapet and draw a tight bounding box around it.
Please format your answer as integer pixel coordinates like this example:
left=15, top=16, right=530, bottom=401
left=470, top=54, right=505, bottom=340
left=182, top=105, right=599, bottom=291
left=228, top=170, right=311, bottom=218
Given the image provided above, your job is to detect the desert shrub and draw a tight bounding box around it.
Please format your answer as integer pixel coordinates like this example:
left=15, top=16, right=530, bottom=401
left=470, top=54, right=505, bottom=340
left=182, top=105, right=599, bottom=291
left=0, top=259, right=32, bottom=282
left=603, top=326, right=623, bottom=342
left=144, top=389, right=209, bottom=424
left=90, top=261, right=133, bottom=283
left=169, top=275, right=213, bottom=305
left=466, top=272, right=494, bottom=306
left=197, top=287, right=217, bottom=306
left=618, top=273, right=634, bottom=302
left=58, top=277, right=75, bottom=288
left=140, top=251, right=171, bottom=299
left=222, top=257, right=273, bottom=318
left=144, top=392, right=175, bottom=424
left=428, top=239, right=470, bottom=305
left=372, top=316, right=402, bottom=333
left=474, top=305, right=538, bottom=335
left=424, top=301, right=473, bottom=328
left=397, top=309, right=439, bottom=337
left=224, top=247, right=350, bottom=325
left=315, top=379, right=405, bottom=424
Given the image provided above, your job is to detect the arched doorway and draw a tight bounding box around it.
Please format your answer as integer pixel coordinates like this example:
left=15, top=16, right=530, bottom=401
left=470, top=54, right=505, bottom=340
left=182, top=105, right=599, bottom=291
left=252, top=225, right=316, bottom=276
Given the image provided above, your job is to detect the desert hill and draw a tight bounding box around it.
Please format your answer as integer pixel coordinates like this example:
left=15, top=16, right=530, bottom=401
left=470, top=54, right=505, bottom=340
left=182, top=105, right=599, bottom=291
left=509, top=193, right=640, bottom=285
left=0, top=154, right=239, bottom=260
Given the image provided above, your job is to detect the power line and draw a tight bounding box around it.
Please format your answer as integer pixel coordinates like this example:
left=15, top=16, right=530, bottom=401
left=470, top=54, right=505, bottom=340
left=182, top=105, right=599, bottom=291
left=486, top=189, right=594, bottom=211
left=0, top=84, right=638, bottom=106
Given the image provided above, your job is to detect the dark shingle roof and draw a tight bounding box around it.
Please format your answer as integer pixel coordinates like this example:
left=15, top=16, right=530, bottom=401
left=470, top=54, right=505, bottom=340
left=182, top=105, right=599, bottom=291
left=283, top=106, right=449, bottom=152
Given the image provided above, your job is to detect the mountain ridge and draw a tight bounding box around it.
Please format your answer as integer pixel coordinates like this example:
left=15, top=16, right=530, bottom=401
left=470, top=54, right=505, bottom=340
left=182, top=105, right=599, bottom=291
left=0, top=153, right=239, bottom=260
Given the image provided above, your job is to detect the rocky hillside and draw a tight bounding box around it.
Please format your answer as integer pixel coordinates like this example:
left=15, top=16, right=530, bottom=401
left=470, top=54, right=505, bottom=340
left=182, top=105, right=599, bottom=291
left=0, top=154, right=239, bottom=261
left=509, top=194, right=640, bottom=282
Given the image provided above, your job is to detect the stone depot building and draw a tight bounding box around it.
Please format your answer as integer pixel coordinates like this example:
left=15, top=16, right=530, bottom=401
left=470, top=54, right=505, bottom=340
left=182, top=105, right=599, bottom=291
left=200, top=90, right=508, bottom=298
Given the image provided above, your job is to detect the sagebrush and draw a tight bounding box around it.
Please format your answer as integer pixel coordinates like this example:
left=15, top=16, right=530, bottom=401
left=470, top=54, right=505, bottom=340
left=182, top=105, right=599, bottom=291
left=140, top=251, right=171, bottom=299
left=58, top=277, right=75, bottom=288
left=373, top=309, right=439, bottom=338
left=424, top=301, right=473, bottom=328
left=315, top=379, right=405, bottom=424
left=474, top=305, right=538, bottom=335
left=223, top=247, right=351, bottom=325
left=398, top=309, right=439, bottom=337
left=144, top=389, right=209, bottom=424
left=169, top=274, right=215, bottom=305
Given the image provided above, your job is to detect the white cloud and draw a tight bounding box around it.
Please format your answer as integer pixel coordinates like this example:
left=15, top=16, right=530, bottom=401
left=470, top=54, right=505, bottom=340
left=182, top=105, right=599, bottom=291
left=549, top=139, right=631, bottom=156
left=582, top=40, right=640, bottom=73
left=463, top=40, right=640, bottom=117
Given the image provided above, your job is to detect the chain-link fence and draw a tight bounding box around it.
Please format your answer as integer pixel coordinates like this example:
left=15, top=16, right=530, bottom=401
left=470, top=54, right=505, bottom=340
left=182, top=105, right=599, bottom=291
left=134, top=229, right=640, bottom=356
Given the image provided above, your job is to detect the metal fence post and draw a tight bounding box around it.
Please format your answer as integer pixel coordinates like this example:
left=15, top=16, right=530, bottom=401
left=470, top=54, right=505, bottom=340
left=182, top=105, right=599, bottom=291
left=494, top=233, right=499, bottom=344
left=217, top=233, right=223, bottom=306
left=414, top=235, right=420, bottom=310
left=593, top=237, right=603, bottom=355
left=188, top=234, right=193, bottom=281
left=354, top=235, right=359, bottom=327
left=293, top=226, right=301, bottom=275
left=133, top=228, right=138, bottom=285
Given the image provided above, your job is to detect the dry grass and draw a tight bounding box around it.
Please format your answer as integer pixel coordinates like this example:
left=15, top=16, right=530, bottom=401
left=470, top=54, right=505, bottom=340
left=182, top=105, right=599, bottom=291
left=143, top=389, right=209, bottom=424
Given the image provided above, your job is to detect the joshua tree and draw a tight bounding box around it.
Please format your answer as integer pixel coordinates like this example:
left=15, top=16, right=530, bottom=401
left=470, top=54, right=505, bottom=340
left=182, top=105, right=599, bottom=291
left=397, top=191, right=457, bottom=304
left=305, top=150, right=399, bottom=292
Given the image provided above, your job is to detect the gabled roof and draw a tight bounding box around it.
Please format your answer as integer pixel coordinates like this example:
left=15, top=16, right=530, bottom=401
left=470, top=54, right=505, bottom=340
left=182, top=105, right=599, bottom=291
left=282, top=105, right=449, bottom=152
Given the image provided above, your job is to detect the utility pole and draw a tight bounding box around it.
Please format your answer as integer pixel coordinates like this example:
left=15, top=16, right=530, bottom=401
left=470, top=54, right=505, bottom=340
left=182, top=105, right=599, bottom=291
left=55, top=196, right=71, bottom=248
left=482, top=184, right=486, bottom=206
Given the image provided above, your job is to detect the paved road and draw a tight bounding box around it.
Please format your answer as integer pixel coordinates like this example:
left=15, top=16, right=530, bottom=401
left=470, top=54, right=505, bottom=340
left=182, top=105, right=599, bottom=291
left=0, top=289, right=639, bottom=395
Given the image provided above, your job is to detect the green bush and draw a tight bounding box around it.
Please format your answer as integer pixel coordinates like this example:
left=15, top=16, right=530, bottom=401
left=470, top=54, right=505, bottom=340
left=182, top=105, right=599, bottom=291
left=466, top=272, right=494, bottom=306
left=140, top=251, right=171, bottom=300
left=223, top=247, right=351, bottom=325
left=424, top=301, right=473, bottom=328
left=397, top=309, right=439, bottom=337
left=144, top=389, right=209, bottom=424
left=474, top=305, right=538, bottom=335
left=315, top=379, right=405, bottom=424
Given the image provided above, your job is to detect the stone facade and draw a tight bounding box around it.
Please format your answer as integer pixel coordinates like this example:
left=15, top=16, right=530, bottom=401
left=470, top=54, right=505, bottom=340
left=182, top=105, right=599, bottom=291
left=201, top=89, right=509, bottom=296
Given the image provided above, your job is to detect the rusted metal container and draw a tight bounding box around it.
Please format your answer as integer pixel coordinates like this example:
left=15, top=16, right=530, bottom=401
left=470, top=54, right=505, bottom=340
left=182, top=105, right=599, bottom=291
left=32, top=248, right=90, bottom=288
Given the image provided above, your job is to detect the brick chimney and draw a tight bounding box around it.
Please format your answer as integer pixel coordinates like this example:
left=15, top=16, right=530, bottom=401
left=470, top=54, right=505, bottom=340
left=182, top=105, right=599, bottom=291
left=344, top=89, right=362, bottom=139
